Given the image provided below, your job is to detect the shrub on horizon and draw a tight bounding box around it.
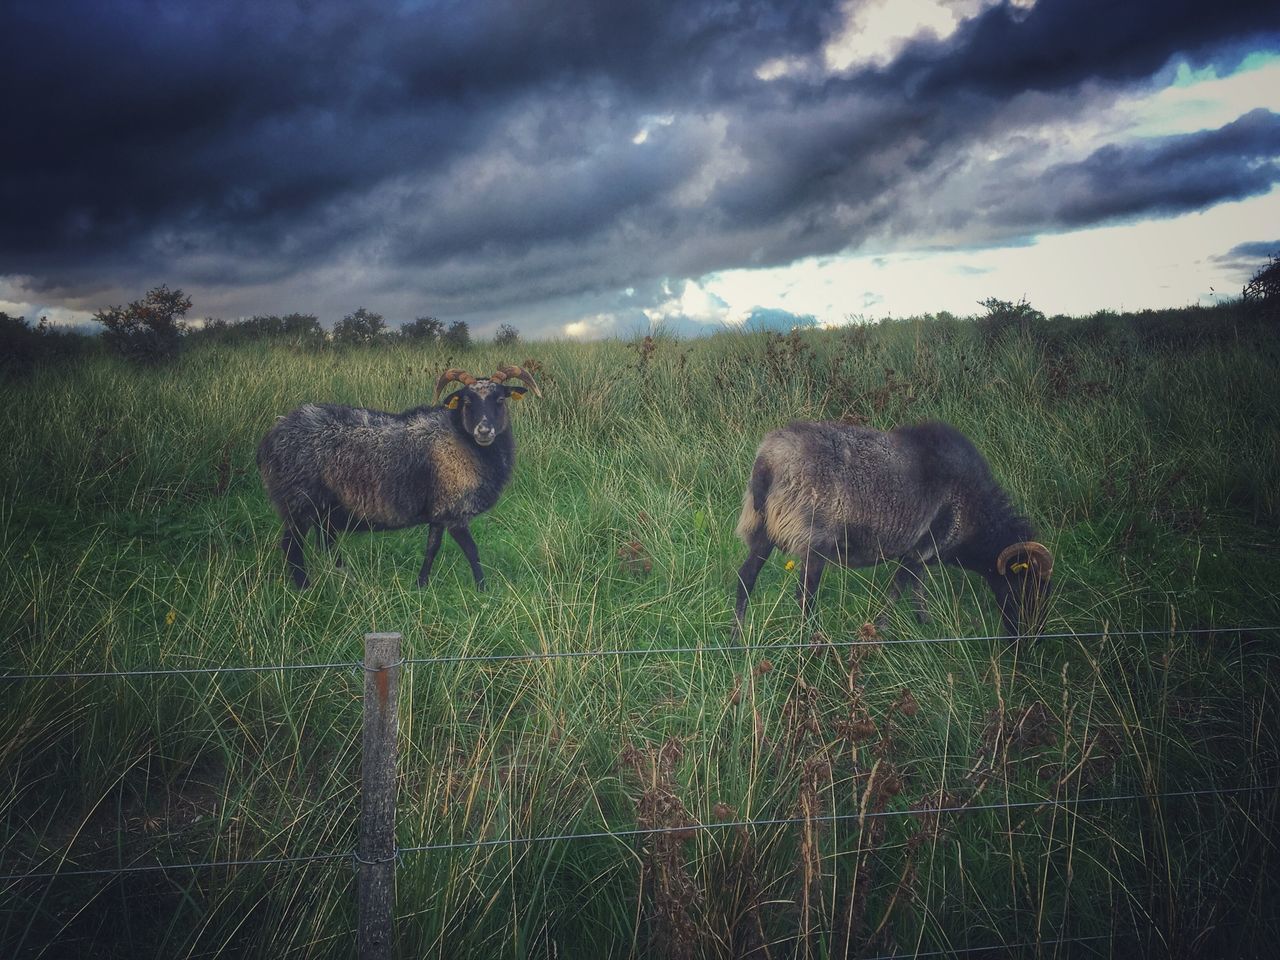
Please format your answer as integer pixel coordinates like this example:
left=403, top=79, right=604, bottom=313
left=494, top=322, right=520, bottom=347
left=332, top=307, right=386, bottom=345
left=1243, top=253, right=1279, bottom=324
left=442, top=319, right=471, bottom=350
left=401, top=316, right=444, bottom=341
left=0, top=312, right=92, bottom=373
left=93, top=285, right=191, bottom=364
left=976, top=296, right=1045, bottom=347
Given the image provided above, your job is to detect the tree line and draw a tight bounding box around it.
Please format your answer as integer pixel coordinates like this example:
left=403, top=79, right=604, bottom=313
left=2, top=286, right=523, bottom=371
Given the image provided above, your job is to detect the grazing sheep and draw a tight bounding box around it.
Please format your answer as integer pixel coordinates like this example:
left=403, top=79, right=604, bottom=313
left=257, top=364, right=541, bottom=589
left=732, top=420, right=1053, bottom=637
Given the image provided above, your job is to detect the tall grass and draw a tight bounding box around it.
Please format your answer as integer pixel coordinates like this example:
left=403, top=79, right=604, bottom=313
left=2, top=305, right=1278, bottom=957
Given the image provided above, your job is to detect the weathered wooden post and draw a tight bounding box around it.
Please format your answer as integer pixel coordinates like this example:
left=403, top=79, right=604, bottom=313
left=358, top=632, right=402, bottom=960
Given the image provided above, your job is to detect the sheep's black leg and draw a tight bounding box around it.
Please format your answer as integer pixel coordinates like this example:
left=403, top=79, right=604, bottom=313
left=797, top=554, right=827, bottom=622
left=449, top=525, right=485, bottom=591
left=282, top=527, right=309, bottom=589
left=318, top=516, right=344, bottom=569
left=732, top=531, right=774, bottom=637
left=417, top=524, right=445, bottom=587
left=985, top=574, right=1024, bottom=638
left=999, top=593, right=1021, bottom=638
left=887, top=560, right=931, bottom=625
left=908, top=571, right=931, bottom=625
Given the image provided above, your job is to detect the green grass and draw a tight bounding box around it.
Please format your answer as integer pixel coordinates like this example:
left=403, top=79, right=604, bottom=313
left=2, top=305, right=1279, bottom=958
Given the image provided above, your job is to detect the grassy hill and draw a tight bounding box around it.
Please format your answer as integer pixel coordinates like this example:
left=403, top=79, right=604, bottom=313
left=2, top=303, right=1278, bottom=957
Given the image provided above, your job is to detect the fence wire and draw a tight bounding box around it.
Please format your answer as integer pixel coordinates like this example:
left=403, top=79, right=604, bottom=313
left=0, top=660, right=362, bottom=682
left=402, top=624, right=1280, bottom=669
left=0, top=850, right=350, bottom=884
left=3, top=622, right=1276, bottom=957
left=395, top=782, right=1276, bottom=855
left=2, top=624, right=1275, bottom=683
left=5, top=782, right=1273, bottom=885
left=862, top=934, right=1111, bottom=960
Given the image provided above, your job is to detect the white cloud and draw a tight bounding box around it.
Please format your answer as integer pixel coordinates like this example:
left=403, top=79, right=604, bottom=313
left=1121, top=53, right=1280, bottom=139
left=699, top=186, right=1280, bottom=323
left=755, top=55, right=806, bottom=81
left=642, top=279, right=735, bottom=327
left=562, top=313, right=621, bottom=339
left=632, top=113, right=675, bottom=145
left=823, top=0, right=1022, bottom=72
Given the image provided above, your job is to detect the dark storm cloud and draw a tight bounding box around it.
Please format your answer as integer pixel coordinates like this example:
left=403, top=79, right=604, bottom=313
left=907, top=0, right=1279, bottom=97
left=1, top=1, right=837, bottom=267
left=994, top=109, right=1280, bottom=229
left=1217, top=240, right=1280, bottom=262
left=1212, top=239, right=1280, bottom=276
left=2, top=0, right=1278, bottom=330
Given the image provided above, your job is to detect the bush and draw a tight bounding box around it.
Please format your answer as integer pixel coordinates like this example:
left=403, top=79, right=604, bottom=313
left=93, top=285, right=191, bottom=364
left=442, top=319, right=471, bottom=350
left=401, top=316, right=444, bottom=341
left=1, top=312, right=44, bottom=373
left=277, top=313, right=325, bottom=349
left=1126, top=301, right=1249, bottom=352
left=1243, top=254, right=1279, bottom=324
left=188, top=313, right=323, bottom=348
left=0, top=313, right=91, bottom=374
left=332, top=307, right=386, bottom=345
left=975, top=296, right=1044, bottom=347
left=493, top=322, right=520, bottom=347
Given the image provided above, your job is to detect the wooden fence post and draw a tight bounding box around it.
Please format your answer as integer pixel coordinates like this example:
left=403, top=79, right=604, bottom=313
left=359, top=631, right=402, bottom=960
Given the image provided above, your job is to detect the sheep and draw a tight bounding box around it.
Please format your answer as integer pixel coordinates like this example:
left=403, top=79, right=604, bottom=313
left=732, top=419, right=1053, bottom=637
left=257, top=363, right=541, bottom=589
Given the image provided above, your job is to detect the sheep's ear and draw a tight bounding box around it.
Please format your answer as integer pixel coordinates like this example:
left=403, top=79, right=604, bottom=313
left=507, top=386, right=528, bottom=402
left=444, top=394, right=461, bottom=409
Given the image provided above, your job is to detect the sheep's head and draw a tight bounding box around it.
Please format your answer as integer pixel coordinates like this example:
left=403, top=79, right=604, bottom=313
left=994, top=541, right=1054, bottom=636
left=434, top=365, right=541, bottom=447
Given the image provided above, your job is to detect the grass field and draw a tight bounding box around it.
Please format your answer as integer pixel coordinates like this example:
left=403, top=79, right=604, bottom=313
left=2, top=304, right=1279, bottom=958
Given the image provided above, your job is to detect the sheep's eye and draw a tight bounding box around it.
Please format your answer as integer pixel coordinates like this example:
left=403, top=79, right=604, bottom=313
left=496, top=396, right=506, bottom=405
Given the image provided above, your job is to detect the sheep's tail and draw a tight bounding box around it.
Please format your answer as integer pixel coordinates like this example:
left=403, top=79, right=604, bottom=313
left=735, top=457, right=771, bottom=543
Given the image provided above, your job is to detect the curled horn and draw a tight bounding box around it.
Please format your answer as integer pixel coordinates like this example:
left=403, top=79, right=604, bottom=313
left=490, top=362, right=543, bottom=398
left=996, top=541, right=1054, bottom=580
left=434, top=368, right=477, bottom=403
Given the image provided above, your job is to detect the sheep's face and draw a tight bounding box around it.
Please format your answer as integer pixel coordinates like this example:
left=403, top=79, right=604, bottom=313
left=992, top=570, right=1053, bottom=637
left=445, top=381, right=529, bottom=447
left=992, top=540, right=1053, bottom=637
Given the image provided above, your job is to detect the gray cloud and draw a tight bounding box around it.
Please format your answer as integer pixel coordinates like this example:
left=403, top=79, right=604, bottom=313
left=2, top=0, right=1278, bottom=333
left=1212, top=238, right=1280, bottom=276
left=985, top=109, right=1280, bottom=230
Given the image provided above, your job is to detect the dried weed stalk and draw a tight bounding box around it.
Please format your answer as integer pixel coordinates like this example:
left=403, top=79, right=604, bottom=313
left=620, top=738, right=703, bottom=960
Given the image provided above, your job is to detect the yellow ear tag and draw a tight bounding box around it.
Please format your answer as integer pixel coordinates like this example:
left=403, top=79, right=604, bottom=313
left=1010, top=562, right=1030, bottom=574
left=510, top=391, right=524, bottom=402
left=445, top=396, right=460, bottom=409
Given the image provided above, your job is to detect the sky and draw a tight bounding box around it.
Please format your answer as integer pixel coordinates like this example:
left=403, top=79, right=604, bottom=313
left=2, top=0, right=1278, bottom=339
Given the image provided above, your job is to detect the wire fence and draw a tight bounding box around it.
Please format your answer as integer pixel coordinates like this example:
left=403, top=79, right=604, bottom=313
left=861, top=934, right=1112, bottom=960
left=4, top=784, right=1273, bottom=884
left=3, top=622, right=1277, bottom=957
left=2, top=623, right=1274, bottom=683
